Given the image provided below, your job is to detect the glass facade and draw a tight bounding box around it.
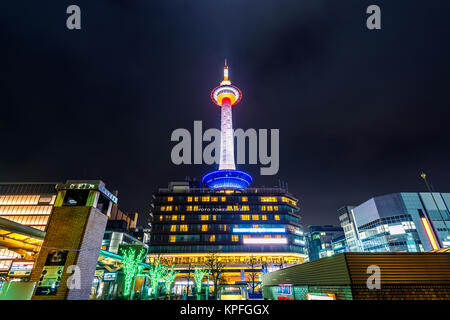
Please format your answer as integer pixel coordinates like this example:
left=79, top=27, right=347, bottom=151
left=306, top=225, right=344, bottom=261
left=148, top=183, right=307, bottom=285
left=351, top=193, right=450, bottom=252
left=0, top=183, right=58, bottom=272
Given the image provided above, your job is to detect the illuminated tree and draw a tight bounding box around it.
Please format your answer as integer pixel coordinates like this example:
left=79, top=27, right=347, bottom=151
left=163, top=266, right=177, bottom=299
left=148, top=257, right=167, bottom=299
left=193, top=268, right=207, bottom=299
left=120, top=247, right=146, bottom=299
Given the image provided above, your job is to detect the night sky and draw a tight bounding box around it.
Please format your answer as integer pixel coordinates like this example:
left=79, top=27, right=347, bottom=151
left=1, top=1, right=450, bottom=228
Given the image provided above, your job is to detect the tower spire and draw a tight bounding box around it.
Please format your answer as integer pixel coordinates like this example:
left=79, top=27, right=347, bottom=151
left=202, top=61, right=252, bottom=190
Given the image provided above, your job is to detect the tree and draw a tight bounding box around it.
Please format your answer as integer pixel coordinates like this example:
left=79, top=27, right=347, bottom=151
left=164, top=265, right=177, bottom=299
left=120, top=247, right=146, bottom=299
left=246, top=255, right=259, bottom=295
left=185, top=260, right=193, bottom=297
left=193, top=268, right=207, bottom=299
left=205, top=251, right=225, bottom=298
left=148, top=255, right=167, bottom=299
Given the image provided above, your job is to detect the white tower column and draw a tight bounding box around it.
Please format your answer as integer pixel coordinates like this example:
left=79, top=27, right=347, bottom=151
left=219, top=100, right=236, bottom=170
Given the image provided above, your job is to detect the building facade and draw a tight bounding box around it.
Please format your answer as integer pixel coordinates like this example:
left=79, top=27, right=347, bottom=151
left=348, top=192, right=450, bottom=253
left=306, top=225, right=344, bottom=261
left=149, top=181, right=307, bottom=288
left=0, top=183, right=59, bottom=274
left=337, top=205, right=362, bottom=252
left=262, top=252, right=450, bottom=300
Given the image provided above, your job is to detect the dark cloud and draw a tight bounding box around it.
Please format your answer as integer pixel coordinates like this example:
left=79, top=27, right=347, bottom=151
left=1, top=1, right=450, bottom=227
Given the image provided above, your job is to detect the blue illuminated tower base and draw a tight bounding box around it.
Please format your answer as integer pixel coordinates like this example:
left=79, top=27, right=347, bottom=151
left=202, top=169, right=252, bottom=190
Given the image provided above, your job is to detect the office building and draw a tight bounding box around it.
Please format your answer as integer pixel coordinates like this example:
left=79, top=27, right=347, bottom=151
left=306, top=225, right=344, bottom=261
left=262, top=251, right=450, bottom=300
left=0, top=182, right=59, bottom=274
left=348, top=192, right=450, bottom=252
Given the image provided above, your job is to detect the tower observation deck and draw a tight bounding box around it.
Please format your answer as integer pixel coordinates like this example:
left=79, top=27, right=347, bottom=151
left=202, top=61, right=252, bottom=190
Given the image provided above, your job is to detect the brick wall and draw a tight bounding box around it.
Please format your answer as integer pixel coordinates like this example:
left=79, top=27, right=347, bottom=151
left=30, top=206, right=107, bottom=300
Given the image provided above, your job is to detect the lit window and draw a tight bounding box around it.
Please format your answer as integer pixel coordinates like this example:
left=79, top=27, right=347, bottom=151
left=187, top=206, right=192, bottom=211
left=274, top=215, right=280, bottom=221
left=159, top=216, right=163, bottom=221
left=210, top=235, right=215, bottom=242
left=213, top=215, right=217, bottom=221
left=194, top=197, right=199, bottom=202
left=261, top=197, right=277, bottom=202
left=281, top=197, right=297, bottom=206
left=221, top=197, right=226, bottom=202
left=223, top=225, right=227, bottom=231
left=241, top=215, right=250, bottom=221
left=267, top=206, right=273, bottom=211
left=168, top=197, right=173, bottom=202
left=166, top=206, right=172, bottom=212
left=181, top=215, right=185, bottom=221
left=161, top=206, right=166, bottom=211
left=201, top=215, right=209, bottom=221
left=232, top=235, right=239, bottom=242
left=172, top=215, right=177, bottom=221
left=202, top=225, right=208, bottom=232
left=252, top=215, right=259, bottom=220
left=212, top=196, right=218, bottom=202
left=187, top=196, right=193, bottom=202
left=227, top=205, right=233, bottom=211
left=170, top=225, right=177, bottom=232
left=193, top=206, right=199, bottom=211
left=242, top=196, right=248, bottom=202
left=180, top=225, right=188, bottom=232
left=274, top=206, right=279, bottom=211
left=169, top=236, right=176, bottom=242
left=202, top=196, right=210, bottom=202
left=261, top=206, right=266, bottom=211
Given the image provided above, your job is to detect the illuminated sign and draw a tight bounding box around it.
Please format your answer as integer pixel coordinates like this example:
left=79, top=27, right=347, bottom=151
left=103, top=272, right=117, bottom=282
left=57, top=182, right=118, bottom=204
left=8, top=261, right=34, bottom=277
left=306, top=293, right=336, bottom=300
left=233, top=227, right=286, bottom=233
left=243, top=238, right=287, bottom=244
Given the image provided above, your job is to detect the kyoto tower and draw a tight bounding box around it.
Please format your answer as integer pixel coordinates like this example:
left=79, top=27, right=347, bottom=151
left=202, top=61, right=253, bottom=189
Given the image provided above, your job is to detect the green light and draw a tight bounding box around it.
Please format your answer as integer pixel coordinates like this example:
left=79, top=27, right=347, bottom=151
left=163, top=266, right=177, bottom=297
left=193, top=268, right=207, bottom=295
left=120, top=247, right=146, bottom=299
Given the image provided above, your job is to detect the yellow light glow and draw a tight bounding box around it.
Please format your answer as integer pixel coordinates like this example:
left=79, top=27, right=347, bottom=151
left=421, top=217, right=439, bottom=250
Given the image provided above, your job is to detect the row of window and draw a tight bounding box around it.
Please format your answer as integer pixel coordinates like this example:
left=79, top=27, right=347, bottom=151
left=154, top=223, right=288, bottom=232
left=157, top=214, right=281, bottom=222
left=164, top=195, right=297, bottom=205
left=148, top=255, right=302, bottom=265
left=0, top=195, right=55, bottom=205
left=0, top=214, right=49, bottom=227
left=160, top=204, right=290, bottom=212
left=0, top=205, right=53, bottom=215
